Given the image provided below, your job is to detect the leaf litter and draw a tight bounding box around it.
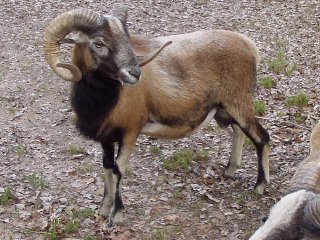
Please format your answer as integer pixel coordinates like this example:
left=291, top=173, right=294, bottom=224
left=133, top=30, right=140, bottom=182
left=0, top=0, right=319, bottom=239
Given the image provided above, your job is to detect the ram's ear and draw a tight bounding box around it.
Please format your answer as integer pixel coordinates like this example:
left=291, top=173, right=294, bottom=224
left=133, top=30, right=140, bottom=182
left=112, top=4, right=128, bottom=23
left=58, top=32, right=88, bottom=45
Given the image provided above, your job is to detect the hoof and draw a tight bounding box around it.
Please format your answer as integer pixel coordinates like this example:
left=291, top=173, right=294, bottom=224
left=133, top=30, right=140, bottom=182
left=98, top=206, right=110, bottom=218
left=254, top=181, right=267, bottom=195
left=108, top=210, right=124, bottom=227
left=107, top=219, right=114, bottom=228
left=113, top=210, right=124, bottom=224
left=224, top=166, right=236, bottom=178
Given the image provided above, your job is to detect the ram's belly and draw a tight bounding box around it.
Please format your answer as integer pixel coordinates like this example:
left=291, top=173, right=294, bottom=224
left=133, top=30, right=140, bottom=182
left=141, top=109, right=217, bottom=139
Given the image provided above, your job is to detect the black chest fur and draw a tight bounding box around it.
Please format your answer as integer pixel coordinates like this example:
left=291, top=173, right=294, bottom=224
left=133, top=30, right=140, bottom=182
left=71, top=71, right=120, bottom=140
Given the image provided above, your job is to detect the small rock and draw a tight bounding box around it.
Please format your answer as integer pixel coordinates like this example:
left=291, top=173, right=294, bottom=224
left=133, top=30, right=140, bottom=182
left=224, top=212, right=233, bottom=216
left=59, top=198, right=68, bottom=204
left=165, top=214, right=178, bottom=221
left=15, top=203, right=25, bottom=210
left=19, top=210, right=31, bottom=220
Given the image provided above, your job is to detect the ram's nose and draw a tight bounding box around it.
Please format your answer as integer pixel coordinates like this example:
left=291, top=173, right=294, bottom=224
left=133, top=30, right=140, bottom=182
left=120, top=67, right=141, bottom=85
left=128, top=67, right=141, bottom=79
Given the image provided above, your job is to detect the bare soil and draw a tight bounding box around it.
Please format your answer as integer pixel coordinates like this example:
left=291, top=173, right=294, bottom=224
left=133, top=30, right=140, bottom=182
left=0, top=0, right=319, bottom=239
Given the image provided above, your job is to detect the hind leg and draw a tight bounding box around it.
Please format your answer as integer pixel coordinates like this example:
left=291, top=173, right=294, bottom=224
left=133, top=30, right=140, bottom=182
left=225, top=124, right=245, bottom=177
left=239, top=119, right=270, bottom=194
left=221, top=99, right=270, bottom=194
left=214, top=110, right=245, bottom=177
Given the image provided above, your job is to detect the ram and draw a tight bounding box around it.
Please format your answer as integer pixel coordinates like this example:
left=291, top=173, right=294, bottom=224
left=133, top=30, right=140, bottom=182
left=43, top=6, right=270, bottom=226
left=250, top=122, right=320, bottom=240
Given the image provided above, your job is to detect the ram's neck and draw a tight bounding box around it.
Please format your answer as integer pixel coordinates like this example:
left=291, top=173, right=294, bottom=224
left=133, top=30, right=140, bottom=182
left=71, top=70, right=121, bottom=140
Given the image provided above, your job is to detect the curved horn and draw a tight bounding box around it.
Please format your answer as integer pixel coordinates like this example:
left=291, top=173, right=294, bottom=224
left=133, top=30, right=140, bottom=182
left=287, top=123, right=320, bottom=194
left=302, top=197, right=320, bottom=238
left=43, top=9, right=100, bottom=82
left=138, top=41, right=172, bottom=67
left=310, top=122, right=320, bottom=154
left=286, top=154, right=320, bottom=194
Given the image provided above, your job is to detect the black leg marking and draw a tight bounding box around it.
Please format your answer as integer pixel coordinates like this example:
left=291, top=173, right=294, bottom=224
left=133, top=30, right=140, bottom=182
left=253, top=124, right=270, bottom=190
left=114, top=178, right=124, bottom=211
left=105, top=132, right=137, bottom=226
left=102, top=139, right=115, bottom=169
left=112, top=162, right=124, bottom=210
left=108, top=163, right=124, bottom=227
left=255, top=144, right=266, bottom=187
left=237, top=119, right=270, bottom=193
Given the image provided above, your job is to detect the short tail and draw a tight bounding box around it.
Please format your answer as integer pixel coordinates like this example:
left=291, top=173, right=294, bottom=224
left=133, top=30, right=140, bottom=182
left=238, top=33, right=260, bottom=70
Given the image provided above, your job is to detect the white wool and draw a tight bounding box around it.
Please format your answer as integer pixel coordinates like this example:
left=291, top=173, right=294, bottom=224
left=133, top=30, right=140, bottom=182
left=250, top=190, right=316, bottom=240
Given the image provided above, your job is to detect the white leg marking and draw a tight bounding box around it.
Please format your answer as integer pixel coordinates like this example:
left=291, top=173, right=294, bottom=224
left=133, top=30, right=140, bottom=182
left=99, top=168, right=114, bottom=217
left=225, top=124, right=245, bottom=177
left=262, top=145, right=270, bottom=183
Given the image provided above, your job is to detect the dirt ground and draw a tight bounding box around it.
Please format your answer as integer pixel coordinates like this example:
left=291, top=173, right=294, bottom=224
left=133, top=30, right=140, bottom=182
left=0, top=0, right=319, bottom=239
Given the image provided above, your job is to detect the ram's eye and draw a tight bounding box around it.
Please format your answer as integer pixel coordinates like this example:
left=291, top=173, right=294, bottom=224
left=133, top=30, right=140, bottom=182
left=94, top=41, right=104, bottom=48
left=262, top=214, right=268, bottom=223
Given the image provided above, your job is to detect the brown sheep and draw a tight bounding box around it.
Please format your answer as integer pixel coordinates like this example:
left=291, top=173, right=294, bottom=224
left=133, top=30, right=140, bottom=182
left=43, top=6, right=270, bottom=226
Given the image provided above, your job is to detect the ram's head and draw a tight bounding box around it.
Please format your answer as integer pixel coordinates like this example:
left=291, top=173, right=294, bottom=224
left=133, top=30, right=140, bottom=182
left=43, top=6, right=171, bottom=84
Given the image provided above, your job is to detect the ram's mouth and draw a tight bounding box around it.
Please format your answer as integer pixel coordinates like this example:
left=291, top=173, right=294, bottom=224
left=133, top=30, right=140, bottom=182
left=122, top=80, right=137, bottom=86
left=113, top=41, right=174, bottom=86
left=108, top=73, right=138, bottom=86
left=117, top=77, right=139, bottom=86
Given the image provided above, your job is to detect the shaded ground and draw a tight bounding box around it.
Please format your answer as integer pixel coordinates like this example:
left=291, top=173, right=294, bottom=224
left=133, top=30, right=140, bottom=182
left=0, top=0, right=319, bottom=239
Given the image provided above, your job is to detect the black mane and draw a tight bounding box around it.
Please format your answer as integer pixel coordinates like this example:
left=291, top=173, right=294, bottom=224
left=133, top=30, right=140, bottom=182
left=71, top=70, right=121, bottom=140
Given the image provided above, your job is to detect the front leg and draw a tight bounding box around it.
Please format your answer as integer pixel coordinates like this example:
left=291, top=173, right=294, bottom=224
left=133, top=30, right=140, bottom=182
left=108, top=131, right=137, bottom=227
left=99, top=139, right=115, bottom=218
